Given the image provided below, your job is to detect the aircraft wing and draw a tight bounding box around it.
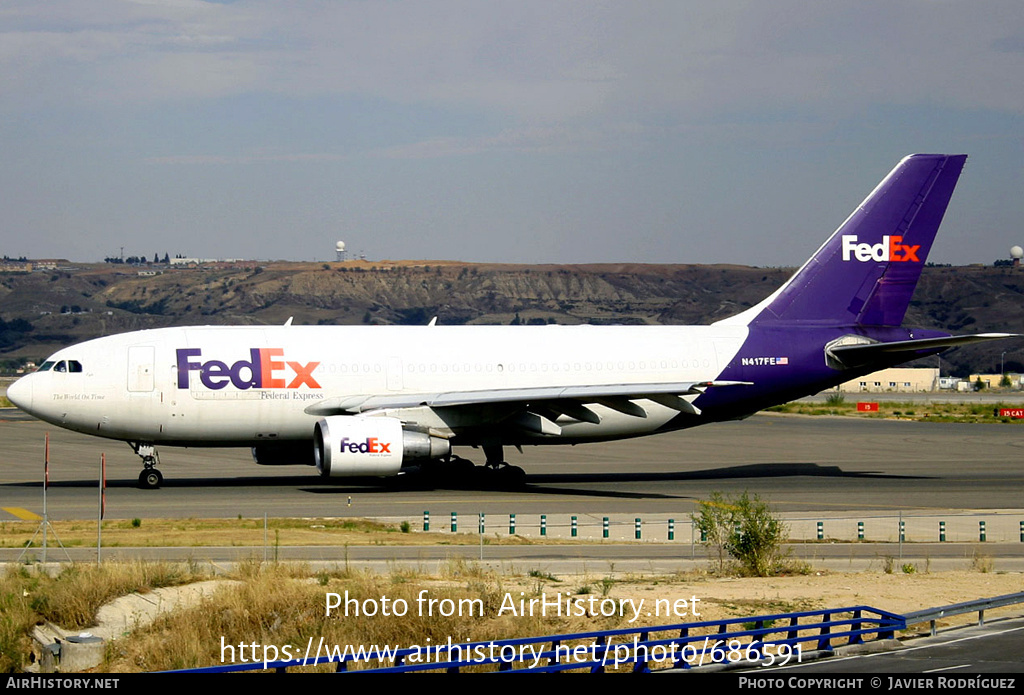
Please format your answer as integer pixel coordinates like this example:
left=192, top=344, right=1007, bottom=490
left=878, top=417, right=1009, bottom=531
left=303, top=380, right=752, bottom=423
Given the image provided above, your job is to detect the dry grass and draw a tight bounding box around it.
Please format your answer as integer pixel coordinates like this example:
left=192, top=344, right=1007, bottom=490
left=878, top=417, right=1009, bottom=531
left=103, top=561, right=602, bottom=672
left=4, top=559, right=1023, bottom=673
left=0, top=517, right=567, bottom=550
left=0, top=568, right=37, bottom=673
left=0, top=561, right=203, bottom=672
left=766, top=400, right=1024, bottom=423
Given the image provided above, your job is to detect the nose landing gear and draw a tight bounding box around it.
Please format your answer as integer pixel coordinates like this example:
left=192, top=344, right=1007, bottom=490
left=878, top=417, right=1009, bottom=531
left=129, top=442, right=163, bottom=489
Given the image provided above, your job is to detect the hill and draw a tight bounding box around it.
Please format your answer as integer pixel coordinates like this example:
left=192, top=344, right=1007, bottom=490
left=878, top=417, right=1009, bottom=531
left=1, top=261, right=1022, bottom=376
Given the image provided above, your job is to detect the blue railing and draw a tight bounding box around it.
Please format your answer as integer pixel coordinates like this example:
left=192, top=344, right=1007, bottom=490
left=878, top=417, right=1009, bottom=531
left=180, top=605, right=904, bottom=673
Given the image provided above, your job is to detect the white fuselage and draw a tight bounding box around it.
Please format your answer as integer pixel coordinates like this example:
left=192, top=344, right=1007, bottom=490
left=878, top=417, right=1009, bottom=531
left=12, top=324, right=749, bottom=447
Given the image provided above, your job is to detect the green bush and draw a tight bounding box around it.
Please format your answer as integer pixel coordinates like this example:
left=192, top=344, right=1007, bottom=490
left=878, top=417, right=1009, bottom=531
left=824, top=391, right=845, bottom=406
left=692, top=491, right=789, bottom=576
left=691, top=492, right=734, bottom=573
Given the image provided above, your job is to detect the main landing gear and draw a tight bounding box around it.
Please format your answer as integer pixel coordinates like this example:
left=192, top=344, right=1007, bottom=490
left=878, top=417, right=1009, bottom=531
left=414, top=445, right=526, bottom=489
left=483, top=446, right=527, bottom=488
left=129, top=442, right=163, bottom=489
left=465, top=444, right=527, bottom=488
left=429, top=455, right=524, bottom=489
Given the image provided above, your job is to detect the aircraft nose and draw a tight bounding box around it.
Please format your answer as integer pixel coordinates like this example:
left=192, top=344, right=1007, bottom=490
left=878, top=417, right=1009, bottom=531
left=6, top=376, right=33, bottom=412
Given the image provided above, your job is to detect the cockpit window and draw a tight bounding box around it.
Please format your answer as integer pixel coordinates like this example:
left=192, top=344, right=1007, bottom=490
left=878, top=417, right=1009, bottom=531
left=54, top=361, right=67, bottom=372
left=37, top=361, right=55, bottom=372
left=68, top=360, right=83, bottom=373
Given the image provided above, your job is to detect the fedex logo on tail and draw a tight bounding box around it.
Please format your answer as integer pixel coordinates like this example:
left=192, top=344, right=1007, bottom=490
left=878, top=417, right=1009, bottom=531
left=176, top=348, right=321, bottom=390
left=841, top=235, right=920, bottom=263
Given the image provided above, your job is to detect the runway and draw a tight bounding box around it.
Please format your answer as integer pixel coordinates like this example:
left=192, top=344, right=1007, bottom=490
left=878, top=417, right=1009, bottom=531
left=2, top=410, right=1023, bottom=521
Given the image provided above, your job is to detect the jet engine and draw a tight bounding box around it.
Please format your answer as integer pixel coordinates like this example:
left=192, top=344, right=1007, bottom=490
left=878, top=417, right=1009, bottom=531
left=314, top=415, right=451, bottom=477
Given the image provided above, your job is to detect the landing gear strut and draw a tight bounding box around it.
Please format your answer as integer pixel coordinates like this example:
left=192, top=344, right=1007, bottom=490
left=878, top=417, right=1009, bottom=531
left=129, top=442, right=163, bottom=489
left=482, top=444, right=527, bottom=488
left=422, top=447, right=527, bottom=489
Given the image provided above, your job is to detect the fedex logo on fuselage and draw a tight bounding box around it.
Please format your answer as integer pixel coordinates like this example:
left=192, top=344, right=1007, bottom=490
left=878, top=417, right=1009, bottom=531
left=841, top=235, right=920, bottom=263
left=339, top=437, right=392, bottom=455
left=176, top=348, right=321, bottom=390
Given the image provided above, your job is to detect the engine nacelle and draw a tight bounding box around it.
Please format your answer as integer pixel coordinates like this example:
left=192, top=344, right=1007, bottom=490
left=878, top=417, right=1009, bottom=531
left=314, top=415, right=451, bottom=477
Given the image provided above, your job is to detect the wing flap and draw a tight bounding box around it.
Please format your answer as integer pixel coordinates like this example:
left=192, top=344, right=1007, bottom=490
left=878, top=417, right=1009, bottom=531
left=593, top=397, right=648, bottom=418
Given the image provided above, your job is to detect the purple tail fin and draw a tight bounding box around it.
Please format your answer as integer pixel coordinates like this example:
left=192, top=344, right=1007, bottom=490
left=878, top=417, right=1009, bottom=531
left=730, top=154, right=967, bottom=327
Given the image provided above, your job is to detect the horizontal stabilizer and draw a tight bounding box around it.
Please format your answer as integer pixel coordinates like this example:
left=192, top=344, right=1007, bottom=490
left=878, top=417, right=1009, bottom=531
left=828, top=333, right=1019, bottom=369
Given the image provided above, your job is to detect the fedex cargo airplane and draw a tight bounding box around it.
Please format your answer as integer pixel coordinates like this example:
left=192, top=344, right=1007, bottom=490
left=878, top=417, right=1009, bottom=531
left=7, top=154, right=1016, bottom=489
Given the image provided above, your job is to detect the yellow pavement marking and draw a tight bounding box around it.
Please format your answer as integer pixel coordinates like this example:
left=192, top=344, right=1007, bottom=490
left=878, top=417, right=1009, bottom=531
left=2, top=507, right=42, bottom=521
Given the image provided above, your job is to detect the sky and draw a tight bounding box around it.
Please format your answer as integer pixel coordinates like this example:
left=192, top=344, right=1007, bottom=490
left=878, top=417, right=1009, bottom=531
left=1, top=1, right=1023, bottom=266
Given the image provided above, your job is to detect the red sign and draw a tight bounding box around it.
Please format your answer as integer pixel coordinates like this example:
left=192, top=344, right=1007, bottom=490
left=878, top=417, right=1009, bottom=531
left=857, top=402, right=879, bottom=412
left=999, top=409, right=1024, bottom=418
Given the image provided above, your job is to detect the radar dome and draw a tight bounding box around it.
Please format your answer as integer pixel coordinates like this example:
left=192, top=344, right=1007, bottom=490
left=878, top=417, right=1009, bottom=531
left=1011, top=245, right=1023, bottom=259
left=336, top=241, right=346, bottom=252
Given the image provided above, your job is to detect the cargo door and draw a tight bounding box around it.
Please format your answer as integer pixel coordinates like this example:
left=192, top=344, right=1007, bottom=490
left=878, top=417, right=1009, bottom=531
left=127, top=346, right=155, bottom=392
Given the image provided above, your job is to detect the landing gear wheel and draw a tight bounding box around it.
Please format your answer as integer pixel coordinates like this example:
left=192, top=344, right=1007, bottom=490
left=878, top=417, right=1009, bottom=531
left=138, top=468, right=163, bottom=490
left=496, top=464, right=526, bottom=489
left=448, top=456, right=476, bottom=475
left=129, top=442, right=163, bottom=490
left=438, top=455, right=476, bottom=486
